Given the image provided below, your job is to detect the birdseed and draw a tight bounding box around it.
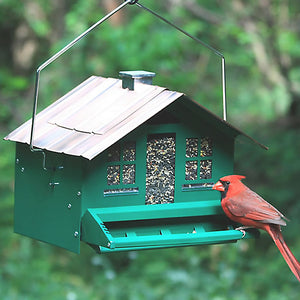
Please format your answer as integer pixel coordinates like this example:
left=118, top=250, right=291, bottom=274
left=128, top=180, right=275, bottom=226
left=186, top=138, right=198, bottom=157
left=145, top=135, right=176, bottom=205
left=200, top=159, right=212, bottom=179
left=182, top=182, right=214, bottom=190
left=104, top=187, right=139, bottom=196
left=107, top=165, right=120, bottom=185
left=122, top=164, right=135, bottom=184
left=123, top=141, right=136, bottom=161
left=200, top=137, right=212, bottom=157
left=185, top=160, right=198, bottom=180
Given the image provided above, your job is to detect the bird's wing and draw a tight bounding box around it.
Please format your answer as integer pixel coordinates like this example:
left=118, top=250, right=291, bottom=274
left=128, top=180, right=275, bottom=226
left=226, top=187, right=287, bottom=226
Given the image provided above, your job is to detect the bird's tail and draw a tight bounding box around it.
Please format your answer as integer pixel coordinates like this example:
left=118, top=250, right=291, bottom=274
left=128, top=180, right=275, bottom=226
left=267, top=225, right=300, bottom=282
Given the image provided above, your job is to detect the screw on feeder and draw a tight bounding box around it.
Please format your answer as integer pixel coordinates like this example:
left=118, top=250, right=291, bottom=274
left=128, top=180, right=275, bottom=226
left=74, top=231, right=79, bottom=238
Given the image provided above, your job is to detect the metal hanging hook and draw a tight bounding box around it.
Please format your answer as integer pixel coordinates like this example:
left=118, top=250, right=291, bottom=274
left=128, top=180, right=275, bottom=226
left=29, top=0, right=227, bottom=171
left=127, top=0, right=140, bottom=4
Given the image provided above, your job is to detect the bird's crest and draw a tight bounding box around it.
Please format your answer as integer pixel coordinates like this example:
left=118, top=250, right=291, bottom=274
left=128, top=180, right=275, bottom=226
left=220, top=175, right=246, bottom=182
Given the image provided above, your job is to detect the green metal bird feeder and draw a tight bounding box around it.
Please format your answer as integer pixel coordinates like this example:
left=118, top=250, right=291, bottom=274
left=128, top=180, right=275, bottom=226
left=5, top=1, right=265, bottom=253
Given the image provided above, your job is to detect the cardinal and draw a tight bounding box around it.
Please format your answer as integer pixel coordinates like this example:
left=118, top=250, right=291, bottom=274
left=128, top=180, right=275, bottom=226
left=212, top=174, right=300, bottom=282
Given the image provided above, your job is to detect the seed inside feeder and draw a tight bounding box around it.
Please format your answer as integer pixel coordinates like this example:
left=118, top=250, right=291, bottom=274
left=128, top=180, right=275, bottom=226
left=185, top=160, right=198, bottom=180
left=145, top=134, right=176, bottom=205
left=201, top=137, right=212, bottom=157
left=186, top=138, right=198, bottom=157
left=107, top=165, right=120, bottom=185
left=123, top=164, right=135, bottom=185
left=123, top=141, right=136, bottom=161
left=200, top=159, right=212, bottom=179
left=104, top=187, right=139, bottom=196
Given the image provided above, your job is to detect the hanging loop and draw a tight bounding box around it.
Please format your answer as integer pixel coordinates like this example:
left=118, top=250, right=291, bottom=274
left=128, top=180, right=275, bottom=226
left=127, top=0, right=139, bottom=4
left=29, top=0, right=228, bottom=172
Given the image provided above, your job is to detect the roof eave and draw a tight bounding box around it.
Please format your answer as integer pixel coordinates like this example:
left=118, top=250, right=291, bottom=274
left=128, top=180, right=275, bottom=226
left=177, top=95, right=268, bottom=150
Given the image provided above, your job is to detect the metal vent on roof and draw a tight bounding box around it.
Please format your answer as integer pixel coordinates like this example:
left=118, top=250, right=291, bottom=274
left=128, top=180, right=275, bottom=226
left=119, top=70, right=156, bottom=90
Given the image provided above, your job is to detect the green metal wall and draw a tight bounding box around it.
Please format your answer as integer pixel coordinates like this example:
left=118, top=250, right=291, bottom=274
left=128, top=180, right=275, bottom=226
left=13, top=105, right=236, bottom=253
left=82, top=114, right=234, bottom=210
left=14, top=143, right=83, bottom=253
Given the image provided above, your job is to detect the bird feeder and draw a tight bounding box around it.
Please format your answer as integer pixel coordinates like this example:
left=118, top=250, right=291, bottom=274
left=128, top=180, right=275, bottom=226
left=4, top=1, right=265, bottom=254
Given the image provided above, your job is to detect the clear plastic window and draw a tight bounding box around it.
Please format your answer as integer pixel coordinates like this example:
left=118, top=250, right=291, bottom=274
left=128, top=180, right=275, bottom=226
left=186, top=138, right=198, bottom=157
left=185, top=137, right=213, bottom=183
left=107, top=143, right=120, bottom=162
left=146, top=135, right=176, bottom=204
left=122, top=164, right=136, bottom=184
left=200, top=137, right=212, bottom=157
left=200, top=159, right=212, bottom=179
left=185, top=161, right=198, bottom=180
left=106, top=141, right=136, bottom=191
left=107, top=165, right=120, bottom=185
left=123, top=141, right=136, bottom=161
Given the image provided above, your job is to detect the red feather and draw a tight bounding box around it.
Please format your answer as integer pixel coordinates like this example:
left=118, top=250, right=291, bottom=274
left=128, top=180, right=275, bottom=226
left=213, top=175, right=300, bottom=282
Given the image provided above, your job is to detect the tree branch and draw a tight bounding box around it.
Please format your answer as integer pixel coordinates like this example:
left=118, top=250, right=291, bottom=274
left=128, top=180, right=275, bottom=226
left=167, top=0, right=221, bottom=25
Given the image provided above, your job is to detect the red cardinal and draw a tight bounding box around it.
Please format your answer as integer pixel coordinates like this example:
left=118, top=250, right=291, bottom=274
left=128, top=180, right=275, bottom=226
left=213, top=174, right=300, bottom=282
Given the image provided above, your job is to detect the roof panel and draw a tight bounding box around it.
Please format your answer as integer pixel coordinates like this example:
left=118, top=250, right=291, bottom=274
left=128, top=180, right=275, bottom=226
left=49, top=77, right=120, bottom=130
left=5, top=76, right=183, bottom=159
left=82, top=90, right=183, bottom=160
left=5, top=75, right=267, bottom=160
left=39, top=76, right=106, bottom=125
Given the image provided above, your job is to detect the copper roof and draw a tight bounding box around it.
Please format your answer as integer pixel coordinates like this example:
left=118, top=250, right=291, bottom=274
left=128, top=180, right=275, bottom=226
left=5, top=76, right=184, bottom=160
left=5, top=75, right=267, bottom=160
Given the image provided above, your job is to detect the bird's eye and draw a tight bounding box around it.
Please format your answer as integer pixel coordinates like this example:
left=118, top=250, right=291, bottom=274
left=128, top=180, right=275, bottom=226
left=219, top=180, right=230, bottom=186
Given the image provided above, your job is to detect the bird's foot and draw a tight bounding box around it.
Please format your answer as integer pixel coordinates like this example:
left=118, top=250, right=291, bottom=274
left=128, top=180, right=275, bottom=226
left=235, top=226, right=253, bottom=238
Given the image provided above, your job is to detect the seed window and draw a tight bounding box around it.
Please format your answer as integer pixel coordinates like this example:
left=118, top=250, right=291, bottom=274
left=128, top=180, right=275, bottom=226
left=186, top=138, right=198, bottom=157
left=107, top=165, right=120, bottom=185
left=107, top=143, right=121, bottom=162
left=184, top=137, right=213, bottom=188
left=146, top=134, right=176, bottom=205
left=123, top=164, right=135, bottom=184
left=200, top=137, right=212, bottom=157
left=123, top=141, right=136, bottom=161
left=105, top=142, right=137, bottom=195
left=200, top=159, right=212, bottom=179
left=185, top=160, right=198, bottom=180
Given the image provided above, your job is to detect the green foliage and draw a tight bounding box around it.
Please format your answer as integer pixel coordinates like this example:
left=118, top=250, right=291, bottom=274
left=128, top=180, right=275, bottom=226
left=1, top=0, right=300, bottom=299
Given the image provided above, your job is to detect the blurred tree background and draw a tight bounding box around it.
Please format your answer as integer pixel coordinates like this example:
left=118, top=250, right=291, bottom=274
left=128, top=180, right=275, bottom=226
left=0, top=0, right=300, bottom=299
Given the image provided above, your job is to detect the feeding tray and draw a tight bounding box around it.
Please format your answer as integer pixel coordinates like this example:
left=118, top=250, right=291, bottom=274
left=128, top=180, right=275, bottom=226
left=82, top=202, right=257, bottom=253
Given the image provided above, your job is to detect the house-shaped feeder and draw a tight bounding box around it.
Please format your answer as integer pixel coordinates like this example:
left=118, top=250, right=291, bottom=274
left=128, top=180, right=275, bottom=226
left=5, top=71, right=264, bottom=253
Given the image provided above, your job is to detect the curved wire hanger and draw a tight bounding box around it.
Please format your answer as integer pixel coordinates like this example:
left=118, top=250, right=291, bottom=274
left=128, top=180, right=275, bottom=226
left=29, top=0, right=227, bottom=169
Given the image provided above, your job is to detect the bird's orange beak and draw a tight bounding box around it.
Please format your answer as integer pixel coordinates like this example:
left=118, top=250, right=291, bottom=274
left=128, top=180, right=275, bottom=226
left=212, top=181, right=225, bottom=192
